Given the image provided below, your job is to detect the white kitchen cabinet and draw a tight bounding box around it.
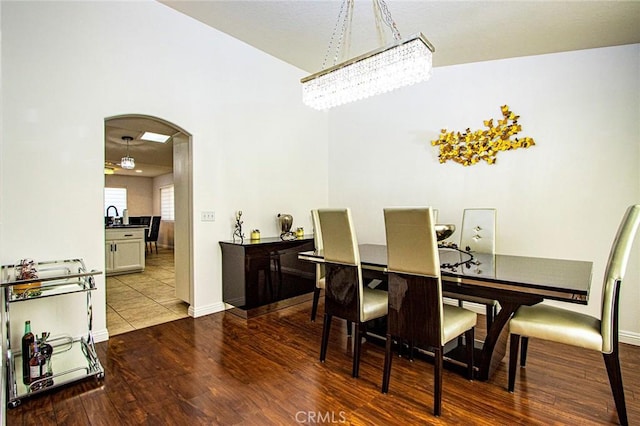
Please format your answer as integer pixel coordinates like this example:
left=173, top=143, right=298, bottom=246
left=105, top=227, right=146, bottom=275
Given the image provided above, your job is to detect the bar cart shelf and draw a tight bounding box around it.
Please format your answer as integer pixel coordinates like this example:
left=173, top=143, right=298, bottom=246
left=1, top=258, right=104, bottom=408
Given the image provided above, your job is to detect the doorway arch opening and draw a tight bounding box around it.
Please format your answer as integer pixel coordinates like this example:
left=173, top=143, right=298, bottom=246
left=104, top=114, right=193, bottom=335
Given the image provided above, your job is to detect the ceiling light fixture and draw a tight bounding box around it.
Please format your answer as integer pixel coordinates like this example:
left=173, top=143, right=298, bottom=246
left=120, top=136, right=135, bottom=170
left=301, top=0, right=435, bottom=110
left=141, top=131, right=170, bottom=143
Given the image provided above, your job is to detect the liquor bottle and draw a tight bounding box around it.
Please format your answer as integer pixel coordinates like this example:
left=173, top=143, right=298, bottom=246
left=40, top=332, right=54, bottom=387
left=21, top=320, right=34, bottom=385
left=29, top=341, right=46, bottom=390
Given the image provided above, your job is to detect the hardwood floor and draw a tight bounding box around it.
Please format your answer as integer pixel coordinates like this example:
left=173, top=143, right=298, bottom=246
left=7, top=299, right=640, bottom=425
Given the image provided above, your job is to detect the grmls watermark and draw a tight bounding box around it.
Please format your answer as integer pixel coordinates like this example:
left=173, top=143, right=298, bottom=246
left=295, top=411, right=347, bottom=424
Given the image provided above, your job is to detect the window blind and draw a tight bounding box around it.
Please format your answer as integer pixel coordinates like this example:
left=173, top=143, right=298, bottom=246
left=104, top=187, right=127, bottom=216
left=160, top=185, right=175, bottom=221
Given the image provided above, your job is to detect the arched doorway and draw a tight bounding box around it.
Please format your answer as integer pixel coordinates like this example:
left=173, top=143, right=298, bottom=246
left=104, top=114, right=193, bottom=335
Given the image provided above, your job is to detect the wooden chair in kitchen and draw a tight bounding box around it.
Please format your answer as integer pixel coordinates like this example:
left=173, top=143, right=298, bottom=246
left=146, top=216, right=161, bottom=254
left=382, top=207, right=476, bottom=417
left=508, top=204, right=640, bottom=426
left=317, top=208, right=388, bottom=378
left=138, top=215, right=152, bottom=239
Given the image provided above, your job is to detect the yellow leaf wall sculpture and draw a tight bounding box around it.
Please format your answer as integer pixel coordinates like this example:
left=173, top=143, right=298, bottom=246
left=431, top=105, right=535, bottom=166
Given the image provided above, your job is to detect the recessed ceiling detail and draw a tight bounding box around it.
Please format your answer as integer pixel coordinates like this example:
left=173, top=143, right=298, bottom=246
left=141, top=131, right=171, bottom=143
left=105, top=116, right=179, bottom=177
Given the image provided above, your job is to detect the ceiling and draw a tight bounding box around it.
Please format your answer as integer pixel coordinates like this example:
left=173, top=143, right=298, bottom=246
left=105, top=116, right=180, bottom=177
left=159, top=0, right=640, bottom=72
left=107, top=1, right=640, bottom=175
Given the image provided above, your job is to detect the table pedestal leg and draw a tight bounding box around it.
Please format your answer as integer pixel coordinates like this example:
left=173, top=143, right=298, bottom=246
left=477, top=297, right=542, bottom=380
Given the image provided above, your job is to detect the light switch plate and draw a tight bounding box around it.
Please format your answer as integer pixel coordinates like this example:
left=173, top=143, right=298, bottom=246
left=201, top=211, right=215, bottom=222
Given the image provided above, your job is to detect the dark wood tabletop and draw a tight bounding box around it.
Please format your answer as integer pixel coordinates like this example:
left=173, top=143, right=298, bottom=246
left=299, top=243, right=593, bottom=379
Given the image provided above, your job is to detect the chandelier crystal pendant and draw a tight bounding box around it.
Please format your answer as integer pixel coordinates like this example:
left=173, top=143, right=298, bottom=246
left=120, top=136, right=135, bottom=170
left=301, top=0, right=435, bottom=110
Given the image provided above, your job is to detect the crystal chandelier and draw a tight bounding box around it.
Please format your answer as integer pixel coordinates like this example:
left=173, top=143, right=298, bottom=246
left=301, top=0, right=435, bottom=110
left=120, top=136, right=135, bottom=170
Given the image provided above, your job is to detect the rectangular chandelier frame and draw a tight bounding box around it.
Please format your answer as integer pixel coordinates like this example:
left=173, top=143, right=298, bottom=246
left=301, top=32, right=435, bottom=110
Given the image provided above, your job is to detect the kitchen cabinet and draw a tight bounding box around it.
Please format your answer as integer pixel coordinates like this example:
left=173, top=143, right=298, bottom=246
left=1, top=258, right=104, bottom=408
left=105, top=226, right=146, bottom=275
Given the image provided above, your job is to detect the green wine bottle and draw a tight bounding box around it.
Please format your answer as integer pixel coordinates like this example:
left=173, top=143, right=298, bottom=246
left=21, top=320, right=34, bottom=385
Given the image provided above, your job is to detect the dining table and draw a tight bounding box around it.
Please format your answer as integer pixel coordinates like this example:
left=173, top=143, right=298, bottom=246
left=299, top=243, right=593, bottom=380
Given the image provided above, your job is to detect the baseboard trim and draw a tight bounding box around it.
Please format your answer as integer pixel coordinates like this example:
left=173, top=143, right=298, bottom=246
left=620, top=330, right=640, bottom=346
left=189, top=302, right=226, bottom=318
left=94, top=328, right=110, bottom=343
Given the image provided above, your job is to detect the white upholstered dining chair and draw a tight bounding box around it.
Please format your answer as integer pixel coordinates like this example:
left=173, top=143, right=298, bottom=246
left=508, top=204, right=640, bottom=426
left=317, top=208, right=388, bottom=378
left=382, top=207, right=477, bottom=417
left=444, top=208, right=499, bottom=330
left=310, top=209, right=325, bottom=321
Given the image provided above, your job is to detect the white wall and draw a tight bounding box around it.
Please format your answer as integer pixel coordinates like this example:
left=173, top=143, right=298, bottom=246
left=0, top=0, right=5, bottom=421
left=0, top=0, right=328, bottom=349
left=105, top=174, right=154, bottom=216
left=327, top=45, right=640, bottom=342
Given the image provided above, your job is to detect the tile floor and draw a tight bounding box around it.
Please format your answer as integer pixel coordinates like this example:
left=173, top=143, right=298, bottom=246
left=106, top=247, right=189, bottom=336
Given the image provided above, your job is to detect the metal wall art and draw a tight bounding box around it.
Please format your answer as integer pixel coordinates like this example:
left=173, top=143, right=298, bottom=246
left=431, top=105, right=535, bottom=166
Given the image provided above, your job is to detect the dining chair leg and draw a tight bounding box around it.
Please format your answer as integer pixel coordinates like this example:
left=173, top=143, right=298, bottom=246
left=352, top=322, right=362, bottom=378
left=434, top=347, right=443, bottom=417
left=508, top=334, right=520, bottom=392
left=520, top=336, right=529, bottom=367
left=457, top=300, right=465, bottom=347
left=347, top=320, right=352, bottom=336
left=320, top=314, right=332, bottom=362
left=603, top=350, right=628, bottom=426
left=381, top=332, right=393, bottom=393
left=466, top=327, right=475, bottom=380
left=310, top=287, right=321, bottom=321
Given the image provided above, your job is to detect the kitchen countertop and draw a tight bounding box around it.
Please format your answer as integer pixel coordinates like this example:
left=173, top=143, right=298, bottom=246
left=105, top=225, right=148, bottom=229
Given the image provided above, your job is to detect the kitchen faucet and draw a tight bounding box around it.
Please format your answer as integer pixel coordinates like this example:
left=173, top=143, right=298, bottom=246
left=106, top=205, right=119, bottom=218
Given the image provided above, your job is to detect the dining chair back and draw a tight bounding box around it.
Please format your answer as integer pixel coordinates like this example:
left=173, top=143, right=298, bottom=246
left=459, top=208, right=496, bottom=253
left=382, top=207, right=477, bottom=417
left=139, top=216, right=152, bottom=227
left=317, top=208, right=388, bottom=378
left=309, top=209, right=326, bottom=321
left=445, top=208, right=499, bottom=329
left=508, top=204, right=640, bottom=426
left=146, top=216, right=161, bottom=254
left=600, top=205, right=640, bottom=354
left=128, top=216, right=141, bottom=225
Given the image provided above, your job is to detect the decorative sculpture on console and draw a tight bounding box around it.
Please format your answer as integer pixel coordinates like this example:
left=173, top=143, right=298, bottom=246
left=278, top=213, right=295, bottom=241
left=233, top=210, right=245, bottom=243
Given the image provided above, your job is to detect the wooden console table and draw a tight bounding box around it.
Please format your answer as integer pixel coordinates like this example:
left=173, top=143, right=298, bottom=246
left=219, top=236, right=315, bottom=318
